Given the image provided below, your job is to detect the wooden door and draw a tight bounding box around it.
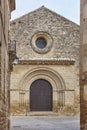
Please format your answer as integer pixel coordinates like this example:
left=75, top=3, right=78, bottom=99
left=30, top=79, right=52, bottom=111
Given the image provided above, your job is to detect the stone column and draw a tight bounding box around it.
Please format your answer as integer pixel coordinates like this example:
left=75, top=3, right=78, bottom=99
left=80, top=0, right=87, bottom=129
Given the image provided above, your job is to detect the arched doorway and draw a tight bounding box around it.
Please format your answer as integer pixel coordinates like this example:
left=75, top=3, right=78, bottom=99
left=17, top=67, right=66, bottom=112
left=30, top=79, right=53, bottom=111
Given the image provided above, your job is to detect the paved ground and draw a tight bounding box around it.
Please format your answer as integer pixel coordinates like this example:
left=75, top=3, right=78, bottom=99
left=10, top=116, right=80, bottom=130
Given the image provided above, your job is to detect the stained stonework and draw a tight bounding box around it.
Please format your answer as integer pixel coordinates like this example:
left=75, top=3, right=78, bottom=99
left=0, top=0, right=15, bottom=130
left=80, top=0, right=87, bottom=129
left=10, top=6, right=80, bottom=115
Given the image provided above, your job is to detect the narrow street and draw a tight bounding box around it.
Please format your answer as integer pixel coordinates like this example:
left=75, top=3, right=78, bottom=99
left=10, top=116, right=80, bottom=130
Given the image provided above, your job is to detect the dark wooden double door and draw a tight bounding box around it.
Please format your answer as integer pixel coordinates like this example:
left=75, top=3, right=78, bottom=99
left=30, top=79, right=52, bottom=111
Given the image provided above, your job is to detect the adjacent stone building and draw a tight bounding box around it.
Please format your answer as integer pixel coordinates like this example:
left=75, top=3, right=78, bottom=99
left=0, top=0, right=15, bottom=130
left=80, top=0, right=87, bottom=129
left=10, top=6, right=80, bottom=115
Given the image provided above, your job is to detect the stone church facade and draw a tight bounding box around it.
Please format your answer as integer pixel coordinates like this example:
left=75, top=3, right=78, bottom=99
left=10, top=6, right=80, bottom=115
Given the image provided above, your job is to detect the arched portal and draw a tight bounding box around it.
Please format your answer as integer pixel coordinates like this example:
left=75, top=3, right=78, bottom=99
left=18, top=67, right=66, bottom=112
left=30, top=79, right=53, bottom=111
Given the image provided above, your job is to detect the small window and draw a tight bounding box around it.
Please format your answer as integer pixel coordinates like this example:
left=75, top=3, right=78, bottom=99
left=31, top=32, right=53, bottom=54
left=36, top=37, right=47, bottom=49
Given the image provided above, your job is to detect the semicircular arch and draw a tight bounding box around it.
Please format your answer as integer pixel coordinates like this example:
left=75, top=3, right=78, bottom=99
left=18, top=67, right=66, bottom=92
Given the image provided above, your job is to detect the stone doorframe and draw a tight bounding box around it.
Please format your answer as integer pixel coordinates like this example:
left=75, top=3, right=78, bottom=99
left=18, top=67, right=66, bottom=112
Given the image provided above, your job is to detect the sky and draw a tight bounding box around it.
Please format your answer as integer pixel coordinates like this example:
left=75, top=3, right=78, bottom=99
left=11, top=0, right=80, bottom=24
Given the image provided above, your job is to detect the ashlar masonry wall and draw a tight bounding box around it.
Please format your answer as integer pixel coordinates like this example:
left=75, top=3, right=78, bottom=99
left=0, top=0, right=15, bottom=130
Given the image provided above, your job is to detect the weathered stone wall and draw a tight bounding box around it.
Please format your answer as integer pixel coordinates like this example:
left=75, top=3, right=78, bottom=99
left=10, top=6, right=80, bottom=63
left=10, top=62, right=80, bottom=115
left=0, top=0, right=15, bottom=130
left=80, top=0, right=87, bottom=129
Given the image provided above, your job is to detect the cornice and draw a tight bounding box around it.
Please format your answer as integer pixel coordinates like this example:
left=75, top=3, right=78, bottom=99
left=18, top=58, right=75, bottom=65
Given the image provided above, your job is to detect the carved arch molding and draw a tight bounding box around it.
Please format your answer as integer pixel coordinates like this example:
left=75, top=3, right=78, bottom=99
left=18, top=67, right=66, bottom=112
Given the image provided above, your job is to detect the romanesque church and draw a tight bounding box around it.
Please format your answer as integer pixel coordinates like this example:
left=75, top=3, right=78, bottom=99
left=10, top=6, right=80, bottom=115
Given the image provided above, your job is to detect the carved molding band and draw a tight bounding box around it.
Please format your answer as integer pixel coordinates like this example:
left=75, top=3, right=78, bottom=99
left=18, top=58, right=75, bottom=65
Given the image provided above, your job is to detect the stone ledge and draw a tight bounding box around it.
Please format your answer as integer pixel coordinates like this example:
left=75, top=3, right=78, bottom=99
left=18, top=58, right=75, bottom=65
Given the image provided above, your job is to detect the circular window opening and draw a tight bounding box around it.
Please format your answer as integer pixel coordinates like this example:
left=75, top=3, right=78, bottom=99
left=36, top=37, right=47, bottom=49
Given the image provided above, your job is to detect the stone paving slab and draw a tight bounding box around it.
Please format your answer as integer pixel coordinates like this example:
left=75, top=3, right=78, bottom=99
left=10, top=116, right=80, bottom=130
